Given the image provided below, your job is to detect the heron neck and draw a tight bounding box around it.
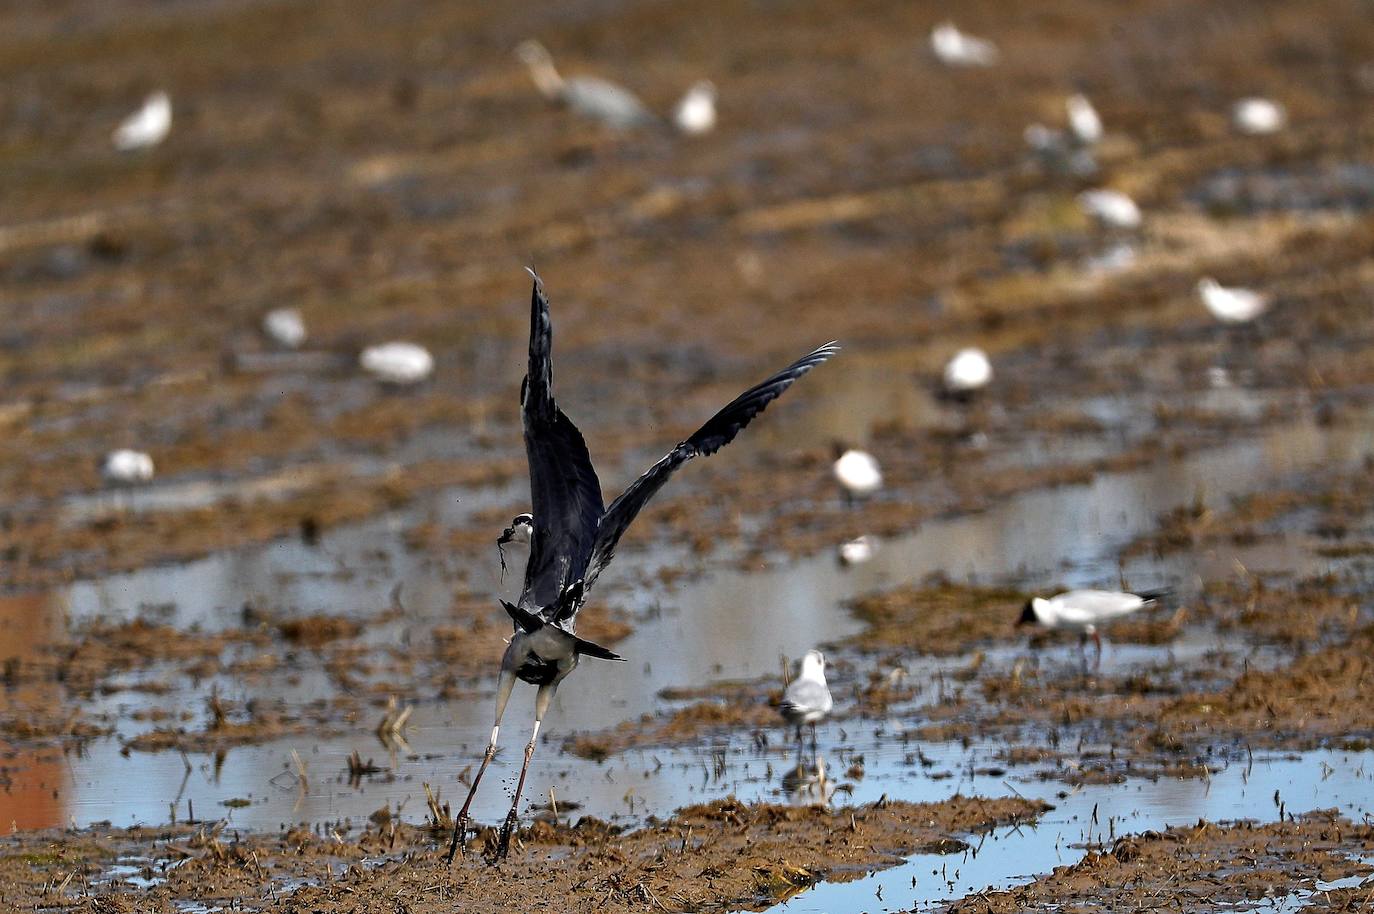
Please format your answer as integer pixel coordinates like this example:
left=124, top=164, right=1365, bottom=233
left=526, top=59, right=565, bottom=100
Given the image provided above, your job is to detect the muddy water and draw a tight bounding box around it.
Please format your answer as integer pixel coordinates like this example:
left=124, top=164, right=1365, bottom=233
left=28, top=406, right=1373, bottom=835
left=762, top=747, right=1374, bottom=913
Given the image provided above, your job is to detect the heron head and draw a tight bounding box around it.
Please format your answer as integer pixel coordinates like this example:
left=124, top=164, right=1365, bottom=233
left=515, top=39, right=552, bottom=68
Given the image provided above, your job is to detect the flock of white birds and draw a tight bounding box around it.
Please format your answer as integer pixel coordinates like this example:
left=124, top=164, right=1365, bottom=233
left=101, top=25, right=1279, bottom=673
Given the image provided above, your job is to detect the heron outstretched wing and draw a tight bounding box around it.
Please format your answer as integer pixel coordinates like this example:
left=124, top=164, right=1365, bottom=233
left=519, top=272, right=606, bottom=613
left=582, top=341, right=839, bottom=593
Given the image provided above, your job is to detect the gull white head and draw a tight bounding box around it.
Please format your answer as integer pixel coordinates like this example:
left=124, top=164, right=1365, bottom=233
left=1197, top=277, right=1268, bottom=323
left=113, top=90, right=172, bottom=151
left=1066, top=93, right=1103, bottom=146
left=515, top=39, right=564, bottom=99
left=799, top=649, right=827, bottom=683
left=360, top=341, right=434, bottom=385
left=1232, top=97, right=1286, bottom=135
left=674, top=80, right=717, bottom=136
left=262, top=308, right=306, bottom=349
left=943, top=347, right=993, bottom=394
left=930, top=22, right=999, bottom=67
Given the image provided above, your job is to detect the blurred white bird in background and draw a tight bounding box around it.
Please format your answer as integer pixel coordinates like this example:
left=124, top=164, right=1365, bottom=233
left=112, top=91, right=171, bottom=151
left=1232, top=97, right=1286, bottom=135
left=262, top=308, right=307, bottom=350
left=942, top=347, right=993, bottom=397
left=930, top=22, right=999, bottom=68
left=101, top=449, right=155, bottom=485
left=515, top=39, right=657, bottom=130
left=1078, top=188, right=1142, bottom=231
left=837, top=535, right=877, bottom=566
left=1065, top=93, right=1103, bottom=146
left=673, top=80, right=717, bottom=136
left=360, top=342, right=434, bottom=385
left=832, top=446, right=882, bottom=504
left=1198, top=277, right=1268, bottom=324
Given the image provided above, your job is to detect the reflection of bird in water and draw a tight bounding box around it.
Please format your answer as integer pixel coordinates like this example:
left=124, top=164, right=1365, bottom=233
left=782, top=754, right=836, bottom=808
left=359, top=342, right=434, bottom=385
left=515, top=40, right=657, bottom=131
left=445, top=271, right=837, bottom=864
left=837, top=535, right=876, bottom=566
left=832, top=446, right=882, bottom=506
left=113, top=91, right=171, bottom=151
left=930, top=22, right=999, bottom=68
left=1198, top=278, right=1268, bottom=324
left=779, top=650, right=833, bottom=751
left=496, top=512, right=534, bottom=582
left=1018, top=588, right=1170, bottom=666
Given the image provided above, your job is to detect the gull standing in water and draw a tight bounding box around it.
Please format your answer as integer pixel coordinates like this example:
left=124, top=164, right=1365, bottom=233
left=1198, top=277, right=1268, bottom=324
left=515, top=40, right=658, bottom=130
left=446, top=272, right=837, bottom=863
left=779, top=650, right=833, bottom=750
left=1018, top=588, right=1169, bottom=663
left=930, top=22, right=999, bottom=68
left=113, top=91, right=171, bottom=151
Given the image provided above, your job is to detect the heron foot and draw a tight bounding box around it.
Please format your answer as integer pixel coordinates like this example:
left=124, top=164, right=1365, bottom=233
left=444, top=813, right=469, bottom=864
left=489, top=809, right=519, bottom=864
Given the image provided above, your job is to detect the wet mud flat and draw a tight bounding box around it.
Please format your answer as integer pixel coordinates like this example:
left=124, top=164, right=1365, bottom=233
left=4, top=0, right=1374, bottom=910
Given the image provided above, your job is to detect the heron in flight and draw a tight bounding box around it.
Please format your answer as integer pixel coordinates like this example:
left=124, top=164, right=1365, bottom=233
left=446, top=271, right=837, bottom=863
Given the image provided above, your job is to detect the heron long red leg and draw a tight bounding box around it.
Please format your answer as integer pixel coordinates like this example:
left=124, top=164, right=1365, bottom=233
left=446, top=670, right=516, bottom=864
left=492, top=681, right=555, bottom=863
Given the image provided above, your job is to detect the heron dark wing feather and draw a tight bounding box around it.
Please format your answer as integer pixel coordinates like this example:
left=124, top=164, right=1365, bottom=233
left=519, top=272, right=606, bottom=613
left=583, top=341, right=839, bottom=592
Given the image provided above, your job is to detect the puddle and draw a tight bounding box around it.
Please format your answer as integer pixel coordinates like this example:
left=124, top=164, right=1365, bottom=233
left=11, top=406, right=1368, bottom=837
left=755, top=748, right=1374, bottom=913
left=1238, top=862, right=1374, bottom=912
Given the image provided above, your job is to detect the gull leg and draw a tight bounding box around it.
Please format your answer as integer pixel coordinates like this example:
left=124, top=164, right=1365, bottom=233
left=493, top=682, right=554, bottom=863
left=446, top=669, right=516, bottom=863
left=810, top=722, right=819, bottom=753
left=1092, top=630, right=1103, bottom=672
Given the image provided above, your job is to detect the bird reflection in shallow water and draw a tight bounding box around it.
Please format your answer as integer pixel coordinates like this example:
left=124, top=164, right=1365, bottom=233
left=781, top=755, right=836, bottom=808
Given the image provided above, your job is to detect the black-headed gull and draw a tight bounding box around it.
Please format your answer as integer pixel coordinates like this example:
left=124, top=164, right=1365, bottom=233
left=496, top=512, right=534, bottom=581
left=515, top=40, right=657, bottom=131
left=832, top=446, right=882, bottom=504
left=1078, top=189, right=1142, bottom=231
left=942, top=347, right=993, bottom=398
left=1066, top=93, right=1103, bottom=146
left=1198, top=277, right=1268, bottom=324
left=262, top=308, right=306, bottom=350
left=779, top=650, right=833, bottom=747
left=360, top=342, right=434, bottom=385
left=101, top=449, right=155, bottom=484
left=1018, top=588, right=1169, bottom=657
left=1232, top=97, right=1286, bottom=135
left=113, top=91, right=171, bottom=152
left=673, top=80, right=717, bottom=136
left=930, top=22, right=999, bottom=68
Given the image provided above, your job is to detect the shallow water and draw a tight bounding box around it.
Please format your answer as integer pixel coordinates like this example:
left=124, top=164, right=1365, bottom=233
left=18, top=405, right=1371, bottom=836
